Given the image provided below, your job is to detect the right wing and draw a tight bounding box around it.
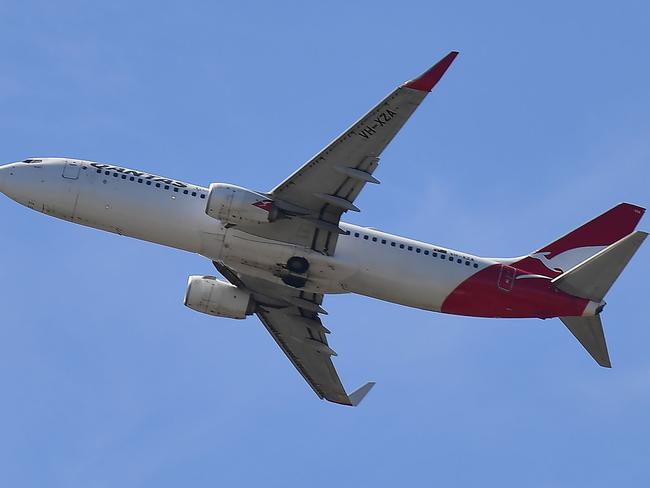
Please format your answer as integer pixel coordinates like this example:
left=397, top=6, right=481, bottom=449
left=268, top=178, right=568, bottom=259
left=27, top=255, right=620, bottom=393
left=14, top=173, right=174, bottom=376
left=232, top=52, right=459, bottom=257
left=270, top=51, right=459, bottom=221
left=214, top=261, right=375, bottom=406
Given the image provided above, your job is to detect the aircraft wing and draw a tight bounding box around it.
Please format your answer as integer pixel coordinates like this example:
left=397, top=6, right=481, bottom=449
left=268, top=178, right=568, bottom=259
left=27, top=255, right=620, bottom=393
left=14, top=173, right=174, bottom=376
left=268, top=52, right=458, bottom=252
left=214, top=261, right=374, bottom=406
left=233, top=51, right=458, bottom=256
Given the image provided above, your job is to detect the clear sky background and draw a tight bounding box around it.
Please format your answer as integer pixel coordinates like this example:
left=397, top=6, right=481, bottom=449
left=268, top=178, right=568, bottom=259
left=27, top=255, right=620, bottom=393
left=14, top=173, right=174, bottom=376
left=1, top=1, right=649, bottom=486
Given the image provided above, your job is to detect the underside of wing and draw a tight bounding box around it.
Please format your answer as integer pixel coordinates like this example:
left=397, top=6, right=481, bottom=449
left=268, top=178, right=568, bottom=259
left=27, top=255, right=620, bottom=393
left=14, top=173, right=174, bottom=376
left=231, top=52, right=458, bottom=256
left=270, top=51, right=459, bottom=218
left=213, top=261, right=374, bottom=406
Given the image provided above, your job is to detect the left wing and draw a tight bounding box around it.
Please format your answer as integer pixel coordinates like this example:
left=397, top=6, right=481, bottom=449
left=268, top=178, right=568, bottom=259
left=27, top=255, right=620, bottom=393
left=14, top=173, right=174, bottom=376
left=214, top=261, right=375, bottom=406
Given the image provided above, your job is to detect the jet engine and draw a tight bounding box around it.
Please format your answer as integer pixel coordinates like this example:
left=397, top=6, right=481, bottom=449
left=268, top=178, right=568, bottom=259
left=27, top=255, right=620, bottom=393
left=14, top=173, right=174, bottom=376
left=184, top=275, right=254, bottom=319
left=206, top=183, right=278, bottom=226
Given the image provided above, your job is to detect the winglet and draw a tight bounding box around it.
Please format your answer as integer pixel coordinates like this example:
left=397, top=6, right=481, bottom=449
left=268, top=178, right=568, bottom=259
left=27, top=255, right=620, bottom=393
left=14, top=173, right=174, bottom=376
left=348, top=382, right=376, bottom=406
left=403, top=51, right=459, bottom=92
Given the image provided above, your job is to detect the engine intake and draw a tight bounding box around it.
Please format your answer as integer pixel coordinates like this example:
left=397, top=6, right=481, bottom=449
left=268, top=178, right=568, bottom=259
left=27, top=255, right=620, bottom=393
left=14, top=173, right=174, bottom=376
left=206, top=183, right=277, bottom=226
left=184, top=275, right=254, bottom=319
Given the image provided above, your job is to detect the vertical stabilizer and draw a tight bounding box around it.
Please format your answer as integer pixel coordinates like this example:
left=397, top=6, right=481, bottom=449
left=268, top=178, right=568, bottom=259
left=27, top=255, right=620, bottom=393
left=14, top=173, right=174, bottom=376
left=515, top=203, right=645, bottom=277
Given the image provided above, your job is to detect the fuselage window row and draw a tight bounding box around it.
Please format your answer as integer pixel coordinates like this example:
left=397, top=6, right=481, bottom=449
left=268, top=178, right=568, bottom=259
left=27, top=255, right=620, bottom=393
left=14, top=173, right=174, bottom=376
left=346, top=230, right=479, bottom=267
left=94, top=167, right=205, bottom=198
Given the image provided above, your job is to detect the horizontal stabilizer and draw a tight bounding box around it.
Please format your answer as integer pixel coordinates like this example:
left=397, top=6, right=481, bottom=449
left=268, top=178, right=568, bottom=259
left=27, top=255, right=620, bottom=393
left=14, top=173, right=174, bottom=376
left=560, top=316, right=611, bottom=368
left=348, top=382, right=376, bottom=407
left=553, top=231, right=648, bottom=302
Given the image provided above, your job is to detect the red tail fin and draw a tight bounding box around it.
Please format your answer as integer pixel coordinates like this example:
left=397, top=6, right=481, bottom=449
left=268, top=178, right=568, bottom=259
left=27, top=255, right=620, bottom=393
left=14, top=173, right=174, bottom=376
left=514, top=203, right=645, bottom=277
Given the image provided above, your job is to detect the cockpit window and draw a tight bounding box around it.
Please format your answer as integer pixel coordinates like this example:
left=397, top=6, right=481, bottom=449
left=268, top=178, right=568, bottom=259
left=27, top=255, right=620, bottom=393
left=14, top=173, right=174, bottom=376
left=22, top=159, right=43, bottom=164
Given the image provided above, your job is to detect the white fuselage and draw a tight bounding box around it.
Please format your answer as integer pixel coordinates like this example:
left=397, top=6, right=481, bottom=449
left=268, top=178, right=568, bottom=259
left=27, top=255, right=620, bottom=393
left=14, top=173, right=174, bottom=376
left=0, top=159, right=494, bottom=312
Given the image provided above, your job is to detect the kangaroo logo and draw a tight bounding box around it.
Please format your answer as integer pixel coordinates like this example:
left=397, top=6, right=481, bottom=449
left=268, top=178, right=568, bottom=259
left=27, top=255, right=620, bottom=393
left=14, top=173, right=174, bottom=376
left=529, top=245, right=606, bottom=273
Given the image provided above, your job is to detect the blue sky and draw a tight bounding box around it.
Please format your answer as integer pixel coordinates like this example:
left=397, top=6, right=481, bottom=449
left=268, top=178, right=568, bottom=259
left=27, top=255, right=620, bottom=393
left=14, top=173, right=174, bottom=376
left=1, top=1, right=649, bottom=486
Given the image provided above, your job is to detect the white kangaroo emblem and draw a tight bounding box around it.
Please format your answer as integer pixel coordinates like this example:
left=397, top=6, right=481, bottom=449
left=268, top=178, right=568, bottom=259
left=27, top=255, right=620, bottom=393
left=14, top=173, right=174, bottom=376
left=529, top=245, right=606, bottom=273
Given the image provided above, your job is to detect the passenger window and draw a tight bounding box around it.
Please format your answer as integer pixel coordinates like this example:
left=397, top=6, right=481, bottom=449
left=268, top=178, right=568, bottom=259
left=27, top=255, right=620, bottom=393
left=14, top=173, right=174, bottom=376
left=113, top=173, right=118, bottom=177
left=408, top=246, right=413, bottom=251
left=399, top=244, right=405, bottom=249
left=416, top=248, right=421, bottom=253
left=474, top=263, right=479, bottom=268
left=173, top=187, right=179, bottom=192
left=129, top=176, right=134, bottom=181
left=354, top=232, right=359, bottom=237
left=424, top=250, right=429, bottom=255
left=391, top=242, right=396, bottom=247
left=155, top=183, right=161, bottom=188
left=381, top=239, right=386, bottom=244
left=96, top=169, right=101, bottom=173
left=121, top=175, right=126, bottom=179
left=146, top=181, right=152, bottom=185
left=372, top=237, right=377, bottom=242
left=432, top=252, right=437, bottom=257
left=104, top=171, right=109, bottom=175
left=457, top=259, right=462, bottom=264
left=200, top=194, right=206, bottom=199
left=191, top=192, right=197, bottom=196
left=183, top=189, right=188, bottom=194
left=138, top=178, right=143, bottom=183
left=449, top=256, right=453, bottom=261
left=163, top=185, right=169, bottom=190
left=465, top=261, right=470, bottom=266
left=364, top=235, right=369, bottom=240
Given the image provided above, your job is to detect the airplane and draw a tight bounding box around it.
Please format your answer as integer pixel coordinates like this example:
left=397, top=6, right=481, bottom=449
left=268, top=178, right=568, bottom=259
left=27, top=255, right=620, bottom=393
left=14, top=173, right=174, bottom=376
left=0, top=51, right=646, bottom=406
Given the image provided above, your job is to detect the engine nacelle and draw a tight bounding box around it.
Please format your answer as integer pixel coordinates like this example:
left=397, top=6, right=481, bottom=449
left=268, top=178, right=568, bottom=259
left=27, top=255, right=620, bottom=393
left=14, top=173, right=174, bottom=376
left=206, top=183, right=276, bottom=226
left=184, top=275, right=254, bottom=319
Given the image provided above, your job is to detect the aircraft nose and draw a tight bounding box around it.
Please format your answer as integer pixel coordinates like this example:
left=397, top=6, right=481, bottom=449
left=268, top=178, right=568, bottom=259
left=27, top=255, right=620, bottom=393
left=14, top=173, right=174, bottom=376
left=0, top=164, right=8, bottom=195
left=0, top=162, right=20, bottom=196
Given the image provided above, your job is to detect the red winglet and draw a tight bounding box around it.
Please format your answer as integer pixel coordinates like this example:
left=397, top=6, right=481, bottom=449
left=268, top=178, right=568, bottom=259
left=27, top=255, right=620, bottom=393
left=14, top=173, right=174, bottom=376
left=403, top=51, right=459, bottom=92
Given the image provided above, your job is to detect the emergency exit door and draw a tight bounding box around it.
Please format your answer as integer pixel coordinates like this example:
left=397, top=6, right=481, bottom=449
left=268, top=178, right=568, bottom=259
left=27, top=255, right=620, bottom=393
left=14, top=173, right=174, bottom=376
left=62, top=162, right=80, bottom=179
left=497, top=265, right=516, bottom=292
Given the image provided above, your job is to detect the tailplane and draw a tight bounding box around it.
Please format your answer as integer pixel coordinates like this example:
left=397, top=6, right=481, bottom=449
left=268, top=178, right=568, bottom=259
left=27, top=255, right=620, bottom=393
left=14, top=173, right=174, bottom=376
left=553, top=231, right=648, bottom=302
left=555, top=231, right=647, bottom=367
left=560, top=316, right=611, bottom=367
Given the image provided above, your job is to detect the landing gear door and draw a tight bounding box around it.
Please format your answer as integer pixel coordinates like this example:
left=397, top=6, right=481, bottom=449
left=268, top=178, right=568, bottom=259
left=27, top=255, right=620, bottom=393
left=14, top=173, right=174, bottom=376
left=497, top=265, right=516, bottom=292
left=62, top=162, right=81, bottom=180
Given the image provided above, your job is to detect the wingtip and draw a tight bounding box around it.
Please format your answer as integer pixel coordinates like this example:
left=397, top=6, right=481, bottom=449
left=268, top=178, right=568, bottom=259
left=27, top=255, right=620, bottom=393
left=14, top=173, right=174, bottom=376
left=403, top=51, right=459, bottom=92
left=348, top=381, right=376, bottom=407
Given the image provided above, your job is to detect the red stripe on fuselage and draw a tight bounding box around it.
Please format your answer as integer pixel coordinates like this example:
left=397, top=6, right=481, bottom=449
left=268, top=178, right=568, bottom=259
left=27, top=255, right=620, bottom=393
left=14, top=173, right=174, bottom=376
left=441, top=264, right=588, bottom=318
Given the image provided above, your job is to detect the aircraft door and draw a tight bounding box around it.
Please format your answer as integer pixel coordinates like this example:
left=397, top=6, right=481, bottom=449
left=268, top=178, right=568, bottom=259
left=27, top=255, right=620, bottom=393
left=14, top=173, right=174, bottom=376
left=44, top=161, right=81, bottom=221
left=62, top=162, right=81, bottom=179
left=497, top=264, right=516, bottom=292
